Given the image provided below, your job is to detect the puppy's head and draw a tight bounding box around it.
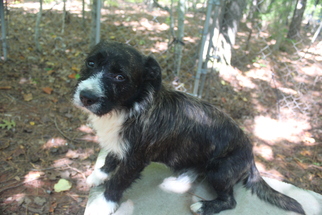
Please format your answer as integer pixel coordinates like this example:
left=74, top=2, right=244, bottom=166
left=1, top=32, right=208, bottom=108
left=73, top=41, right=161, bottom=116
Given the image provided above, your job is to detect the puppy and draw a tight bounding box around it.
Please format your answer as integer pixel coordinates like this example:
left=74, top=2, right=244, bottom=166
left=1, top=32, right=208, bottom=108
left=73, top=41, right=305, bottom=215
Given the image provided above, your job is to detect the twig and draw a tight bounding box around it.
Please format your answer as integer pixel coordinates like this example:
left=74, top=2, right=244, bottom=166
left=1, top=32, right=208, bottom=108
left=21, top=204, right=45, bottom=214
left=66, top=164, right=86, bottom=180
left=30, top=166, right=59, bottom=171
left=0, top=182, right=24, bottom=193
left=153, top=0, right=170, bottom=13
left=188, top=191, right=207, bottom=201
left=0, top=177, right=43, bottom=193
left=53, top=117, right=78, bottom=144
left=308, top=164, right=322, bottom=170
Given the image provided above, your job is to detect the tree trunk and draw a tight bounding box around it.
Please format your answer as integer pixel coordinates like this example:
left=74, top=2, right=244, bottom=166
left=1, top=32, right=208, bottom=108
left=287, top=0, right=307, bottom=40
left=219, top=0, right=246, bottom=64
left=0, top=0, right=7, bottom=60
left=245, top=0, right=263, bottom=51
left=174, top=0, right=185, bottom=76
left=61, top=0, right=66, bottom=34
left=193, top=0, right=245, bottom=97
left=82, top=0, right=85, bottom=27
left=90, top=0, right=101, bottom=48
left=35, top=0, right=43, bottom=52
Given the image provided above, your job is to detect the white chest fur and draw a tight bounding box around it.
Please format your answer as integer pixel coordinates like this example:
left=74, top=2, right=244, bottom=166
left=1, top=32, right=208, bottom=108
left=89, top=111, right=128, bottom=159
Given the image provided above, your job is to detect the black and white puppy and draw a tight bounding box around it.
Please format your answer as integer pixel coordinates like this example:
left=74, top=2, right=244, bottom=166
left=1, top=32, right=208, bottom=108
left=73, top=41, right=305, bottom=215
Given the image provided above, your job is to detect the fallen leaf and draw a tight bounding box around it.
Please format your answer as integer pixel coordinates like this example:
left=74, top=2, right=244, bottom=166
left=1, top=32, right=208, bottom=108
left=295, top=160, right=308, bottom=169
left=0, top=86, right=11, bottom=90
left=42, top=87, right=53, bottom=94
left=23, top=93, right=33, bottom=101
left=68, top=73, right=80, bottom=79
left=47, top=69, right=55, bottom=75
left=68, top=73, right=77, bottom=79
left=46, top=62, right=55, bottom=66
left=66, top=149, right=80, bottom=159
left=49, top=202, right=58, bottom=213
left=71, top=66, right=79, bottom=72
left=54, top=179, right=72, bottom=192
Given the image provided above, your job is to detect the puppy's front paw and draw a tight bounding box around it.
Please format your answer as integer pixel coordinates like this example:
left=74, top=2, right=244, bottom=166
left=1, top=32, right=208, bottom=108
left=85, top=193, right=118, bottom=215
left=86, top=168, right=109, bottom=187
left=190, top=202, right=203, bottom=214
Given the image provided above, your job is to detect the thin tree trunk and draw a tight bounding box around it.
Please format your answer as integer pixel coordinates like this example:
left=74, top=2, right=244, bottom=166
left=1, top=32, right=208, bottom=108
left=61, top=0, right=66, bottom=34
left=174, top=0, right=185, bottom=76
left=217, top=0, right=246, bottom=64
left=287, top=0, right=307, bottom=40
left=35, top=0, right=43, bottom=52
left=90, top=0, right=101, bottom=47
left=0, top=0, right=7, bottom=60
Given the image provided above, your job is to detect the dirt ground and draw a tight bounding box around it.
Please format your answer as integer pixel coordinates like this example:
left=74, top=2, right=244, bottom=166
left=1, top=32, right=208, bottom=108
left=0, top=2, right=322, bottom=215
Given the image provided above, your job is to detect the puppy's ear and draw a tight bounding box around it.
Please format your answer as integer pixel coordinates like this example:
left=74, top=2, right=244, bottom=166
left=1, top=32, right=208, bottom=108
left=144, top=56, right=161, bottom=81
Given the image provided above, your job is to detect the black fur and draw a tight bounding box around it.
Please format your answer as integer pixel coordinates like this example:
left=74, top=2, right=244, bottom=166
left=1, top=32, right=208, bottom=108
left=75, top=41, right=305, bottom=215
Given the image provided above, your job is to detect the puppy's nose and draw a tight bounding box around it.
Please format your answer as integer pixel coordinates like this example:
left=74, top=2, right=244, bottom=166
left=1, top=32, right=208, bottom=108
left=79, top=91, right=99, bottom=107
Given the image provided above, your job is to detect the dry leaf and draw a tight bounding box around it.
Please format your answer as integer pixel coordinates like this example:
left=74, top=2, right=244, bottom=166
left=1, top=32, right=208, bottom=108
left=54, top=179, right=72, bottom=192
left=221, top=80, right=226, bottom=85
left=71, top=66, right=79, bottom=72
left=66, top=149, right=80, bottom=159
left=47, top=70, right=55, bottom=75
left=42, top=87, right=53, bottom=94
left=68, top=73, right=77, bottom=79
left=23, top=93, right=33, bottom=101
left=0, top=86, right=11, bottom=90
left=46, top=62, right=55, bottom=66
left=49, top=202, right=58, bottom=213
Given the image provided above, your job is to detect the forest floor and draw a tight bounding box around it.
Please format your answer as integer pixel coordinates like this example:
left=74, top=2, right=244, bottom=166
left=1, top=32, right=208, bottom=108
left=0, top=1, right=321, bottom=215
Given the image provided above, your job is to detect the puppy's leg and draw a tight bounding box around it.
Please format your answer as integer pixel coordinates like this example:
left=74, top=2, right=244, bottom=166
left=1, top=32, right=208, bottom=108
left=191, top=187, right=236, bottom=215
left=86, top=159, right=146, bottom=215
left=190, top=170, right=237, bottom=215
left=87, top=150, right=120, bottom=187
left=191, top=150, right=250, bottom=214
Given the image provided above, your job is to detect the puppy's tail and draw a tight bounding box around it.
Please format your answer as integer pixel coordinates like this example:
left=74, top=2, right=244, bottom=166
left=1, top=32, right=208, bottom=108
left=244, top=163, right=305, bottom=215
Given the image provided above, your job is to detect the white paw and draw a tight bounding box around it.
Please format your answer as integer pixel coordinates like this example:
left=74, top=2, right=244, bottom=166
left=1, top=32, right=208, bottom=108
left=190, top=202, right=203, bottom=213
left=85, top=193, right=118, bottom=215
left=86, top=169, right=109, bottom=187
left=159, top=176, right=192, bottom=194
left=159, top=172, right=197, bottom=194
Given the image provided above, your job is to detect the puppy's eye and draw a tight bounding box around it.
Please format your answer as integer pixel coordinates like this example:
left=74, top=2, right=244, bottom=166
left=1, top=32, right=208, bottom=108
left=114, top=74, right=125, bottom=81
left=87, top=61, right=95, bottom=68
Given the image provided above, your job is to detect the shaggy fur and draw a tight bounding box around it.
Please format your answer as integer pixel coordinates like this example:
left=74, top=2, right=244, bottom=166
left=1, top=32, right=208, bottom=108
left=74, top=41, right=305, bottom=215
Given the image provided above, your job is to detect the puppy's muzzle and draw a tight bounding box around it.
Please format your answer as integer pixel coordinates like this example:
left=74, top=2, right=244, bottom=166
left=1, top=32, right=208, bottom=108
left=80, top=90, right=100, bottom=107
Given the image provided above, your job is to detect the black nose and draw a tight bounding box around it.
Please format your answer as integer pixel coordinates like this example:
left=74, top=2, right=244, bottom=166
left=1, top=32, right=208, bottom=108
left=79, top=91, right=99, bottom=107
